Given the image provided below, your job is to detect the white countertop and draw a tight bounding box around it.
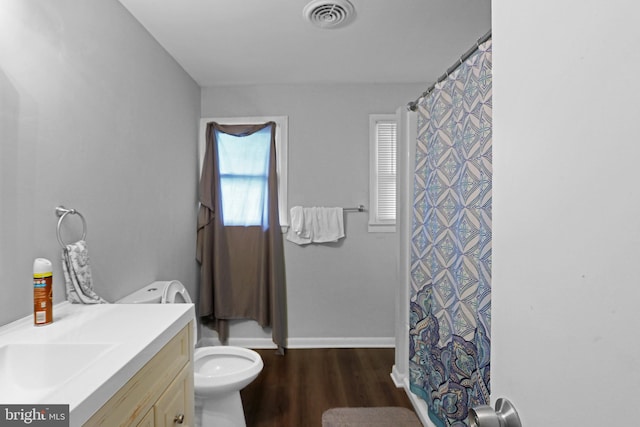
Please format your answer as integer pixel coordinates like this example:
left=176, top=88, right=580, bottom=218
left=0, top=302, right=195, bottom=426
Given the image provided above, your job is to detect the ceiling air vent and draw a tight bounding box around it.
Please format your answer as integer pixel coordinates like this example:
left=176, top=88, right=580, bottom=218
left=303, top=0, right=356, bottom=29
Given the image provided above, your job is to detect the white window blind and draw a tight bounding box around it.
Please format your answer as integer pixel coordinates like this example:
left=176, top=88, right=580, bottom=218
left=369, top=114, right=397, bottom=232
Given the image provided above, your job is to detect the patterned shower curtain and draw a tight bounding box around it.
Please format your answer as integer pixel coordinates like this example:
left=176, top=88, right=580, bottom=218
left=409, top=39, right=492, bottom=427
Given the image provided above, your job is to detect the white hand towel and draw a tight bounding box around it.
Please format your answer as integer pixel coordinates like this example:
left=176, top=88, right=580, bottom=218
left=285, top=206, right=345, bottom=245
left=311, top=207, right=344, bottom=243
left=286, top=227, right=312, bottom=245
left=287, top=206, right=311, bottom=244
left=290, top=206, right=308, bottom=237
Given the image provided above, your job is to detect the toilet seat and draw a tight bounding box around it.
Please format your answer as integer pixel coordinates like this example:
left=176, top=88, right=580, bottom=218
left=162, top=280, right=192, bottom=304
left=194, top=346, right=263, bottom=396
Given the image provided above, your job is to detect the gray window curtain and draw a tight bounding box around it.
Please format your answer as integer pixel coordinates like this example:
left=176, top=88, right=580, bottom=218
left=196, top=121, right=287, bottom=350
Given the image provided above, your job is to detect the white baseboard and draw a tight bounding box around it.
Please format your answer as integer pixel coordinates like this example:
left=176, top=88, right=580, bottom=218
left=198, top=337, right=278, bottom=349
left=197, top=336, right=395, bottom=349
left=287, top=337, right=395, bottom=348
left=403, top=377, right=436, bottom=427
left=390, top=364, right=404, bottom=387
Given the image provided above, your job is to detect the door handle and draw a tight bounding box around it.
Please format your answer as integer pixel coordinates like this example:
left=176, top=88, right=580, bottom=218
left=469, top=398, right=522, bottom=427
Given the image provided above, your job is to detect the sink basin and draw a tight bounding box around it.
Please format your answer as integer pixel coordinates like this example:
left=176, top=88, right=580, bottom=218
left=0, top=342, right=115, bottom=402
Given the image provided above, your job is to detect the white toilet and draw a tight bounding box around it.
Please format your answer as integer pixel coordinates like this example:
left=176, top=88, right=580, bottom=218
left=118, top=281, right=264, bottom=427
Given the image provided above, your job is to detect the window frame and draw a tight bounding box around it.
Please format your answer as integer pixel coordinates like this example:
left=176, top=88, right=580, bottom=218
left=369, top=114, right=397, bottom=233
left=199, top=116, right=289, bottom=231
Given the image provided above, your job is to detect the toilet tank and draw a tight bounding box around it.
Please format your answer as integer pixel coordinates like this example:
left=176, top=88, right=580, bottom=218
left=118, top=280, right=197, bottom=346
left=117, top=282, right=164, bottom=304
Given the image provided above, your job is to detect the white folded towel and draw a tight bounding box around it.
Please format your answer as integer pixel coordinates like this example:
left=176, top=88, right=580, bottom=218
left=311, top=207, right=344, bottom=243
left=286, top=207, right=345, bottom=245
left=290, top=206, right=308, bottom=238
left=287, top=206, right=312, bottom=244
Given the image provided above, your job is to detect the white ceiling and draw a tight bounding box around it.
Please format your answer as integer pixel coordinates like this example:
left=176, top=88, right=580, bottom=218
left=118, top=0, right=491, bottom=87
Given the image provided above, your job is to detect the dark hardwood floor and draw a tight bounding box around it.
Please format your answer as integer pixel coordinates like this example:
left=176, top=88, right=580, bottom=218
left=240, top=348, right=417, bottom=427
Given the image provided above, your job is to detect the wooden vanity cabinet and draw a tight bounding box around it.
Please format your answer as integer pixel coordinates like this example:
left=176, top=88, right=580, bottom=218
left=84, top=323, right=194, bottom=427
left=150, top=364, right=192, bottom=427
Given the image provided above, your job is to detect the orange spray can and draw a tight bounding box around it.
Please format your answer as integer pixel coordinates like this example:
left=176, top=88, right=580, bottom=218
left=33, top=258, right=53, bottom=326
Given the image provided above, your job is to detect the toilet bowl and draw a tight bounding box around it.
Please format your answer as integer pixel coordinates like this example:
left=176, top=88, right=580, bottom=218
left=118, top=281, right=264, bottom=427
left=194, top=346, right=263, bottom=427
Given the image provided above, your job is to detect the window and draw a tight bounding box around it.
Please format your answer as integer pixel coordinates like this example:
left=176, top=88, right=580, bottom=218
left=216, top=126, right=271, bottom=226
left=199, top=116, right=288, bottom=230
left=369, top=114, right=397, bottom=232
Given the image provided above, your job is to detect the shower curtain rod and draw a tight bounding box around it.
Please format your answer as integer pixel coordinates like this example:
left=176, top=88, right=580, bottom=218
left=407, top=29, right=492, bottom=111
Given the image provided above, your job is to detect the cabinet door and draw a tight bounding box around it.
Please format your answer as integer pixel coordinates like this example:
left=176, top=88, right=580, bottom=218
left=154, top=363, right=194, bottom=427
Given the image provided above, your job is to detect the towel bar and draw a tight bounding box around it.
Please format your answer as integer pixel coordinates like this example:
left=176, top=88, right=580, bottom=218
left=343, top=205, right=365, bottom=212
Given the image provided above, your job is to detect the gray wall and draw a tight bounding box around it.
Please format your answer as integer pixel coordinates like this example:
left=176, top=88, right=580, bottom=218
left=201, top=84, right=424, bottom=344
left=0, top=0, right=425, bottom=345
left=0, top=0, right=201, bottom=327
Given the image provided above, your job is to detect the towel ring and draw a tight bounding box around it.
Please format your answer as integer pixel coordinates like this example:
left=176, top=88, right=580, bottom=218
left=56, top=206, right=87, bottom=248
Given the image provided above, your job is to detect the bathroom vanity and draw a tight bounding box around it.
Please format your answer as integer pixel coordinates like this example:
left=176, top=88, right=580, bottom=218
left=84, top=323, right=193, bottom=426
left=0, top=302, right=195, bottom=426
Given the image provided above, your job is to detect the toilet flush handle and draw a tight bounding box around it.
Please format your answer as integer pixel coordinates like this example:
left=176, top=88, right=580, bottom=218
left=173, top=414, right=185, bottom=424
